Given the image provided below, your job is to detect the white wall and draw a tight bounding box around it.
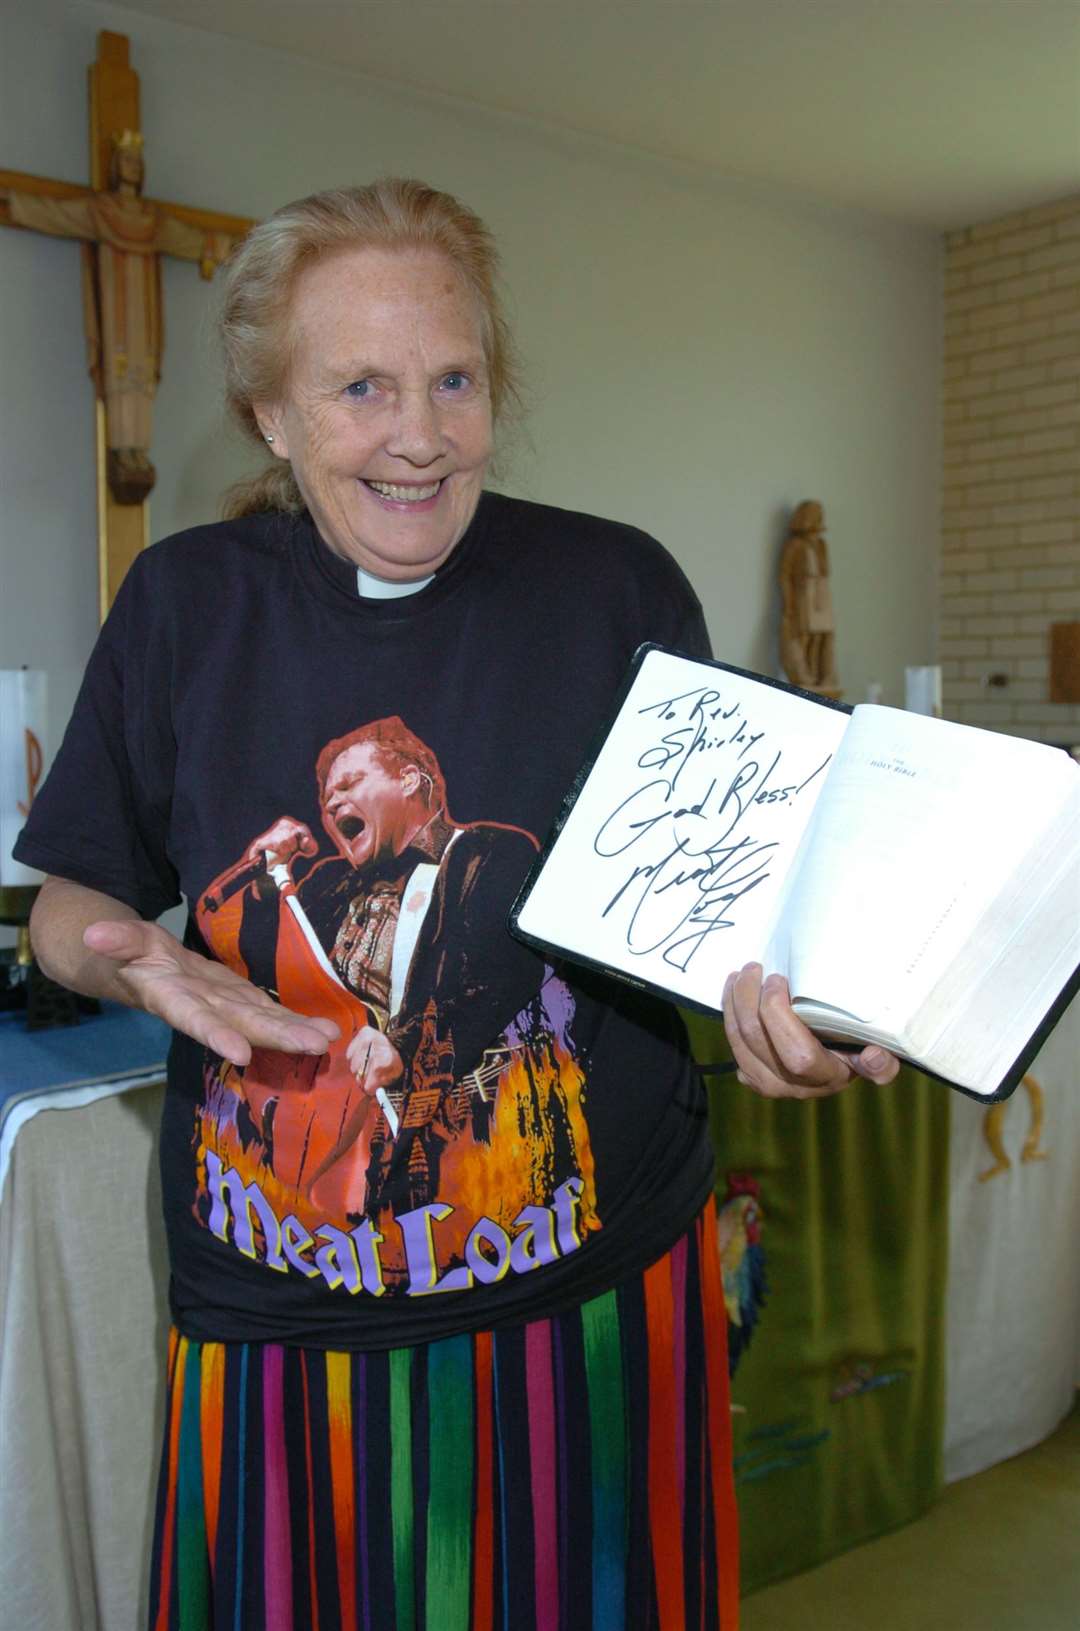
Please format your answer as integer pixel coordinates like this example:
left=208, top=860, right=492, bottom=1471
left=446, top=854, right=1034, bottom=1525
left=2, top=0, right=942, bottom=768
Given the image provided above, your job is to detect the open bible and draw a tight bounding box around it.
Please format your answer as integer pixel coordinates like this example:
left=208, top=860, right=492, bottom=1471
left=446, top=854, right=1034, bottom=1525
left=510, top=645, right=1080, bottom=1100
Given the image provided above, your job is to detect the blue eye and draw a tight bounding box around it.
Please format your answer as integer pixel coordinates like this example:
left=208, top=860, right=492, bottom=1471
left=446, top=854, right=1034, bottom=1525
left=440, top=373, right=468, bottom=392
left=345, top=379, right=373, bottom=399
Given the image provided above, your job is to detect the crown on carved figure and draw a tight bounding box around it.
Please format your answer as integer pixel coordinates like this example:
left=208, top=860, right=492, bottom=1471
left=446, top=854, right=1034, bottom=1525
left=111, top=129, right=145, bottom=152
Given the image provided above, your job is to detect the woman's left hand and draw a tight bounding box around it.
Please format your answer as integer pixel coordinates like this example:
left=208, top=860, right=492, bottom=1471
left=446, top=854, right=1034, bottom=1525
left=723, top=963, right=900, bottom=1099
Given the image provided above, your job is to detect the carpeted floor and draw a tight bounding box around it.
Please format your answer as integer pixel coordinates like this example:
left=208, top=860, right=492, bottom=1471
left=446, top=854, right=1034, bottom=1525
left=742, top=1398, right=1080, bottom=1631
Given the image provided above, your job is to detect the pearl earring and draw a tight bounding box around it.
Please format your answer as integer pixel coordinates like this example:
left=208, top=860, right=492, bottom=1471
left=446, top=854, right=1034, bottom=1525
left=264, top=434, right=274, bottom=444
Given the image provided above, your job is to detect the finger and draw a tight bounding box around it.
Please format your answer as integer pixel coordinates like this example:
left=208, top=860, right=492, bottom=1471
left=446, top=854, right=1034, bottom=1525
left=754, top=975, right=898, bottom=1088
left=727, top=964, right=796, bottom=1084
left=207, top=999, right=339, bottom=1054
left=175, top=966, right=341, bottom=1047
left=726, top=962, right=765, bottom=1057
left=848, top=1044, right=901, bottom=1085
left=239, top=1003, right=340, bottom=1044
left=191, top=967, right=336, bottom=1034
left=723, top=967, right=789, bottom=1091
left=127, top=976, right=256, bottom=1066
left=721, top=969, right=754, bottom=1085
left=204, top=1022, right=253, bottom=1068
left=757, top=974, right=849, bottom=1089
left=135, top=978, right=339, bottom=1059
left=84, top=925, right=341, bottom=1058
left=724, top=966, right=849, bottom=1099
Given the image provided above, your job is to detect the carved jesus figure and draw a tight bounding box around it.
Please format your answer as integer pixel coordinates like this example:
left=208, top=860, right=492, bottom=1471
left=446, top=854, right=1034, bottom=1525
left=1, top=132, right=237, bottom=503
left=779, top=498, right=842, bottom=699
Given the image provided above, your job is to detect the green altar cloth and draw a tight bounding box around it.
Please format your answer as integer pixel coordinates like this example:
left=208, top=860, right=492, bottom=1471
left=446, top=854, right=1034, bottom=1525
left=687, top=1014, right=949, bottom=1596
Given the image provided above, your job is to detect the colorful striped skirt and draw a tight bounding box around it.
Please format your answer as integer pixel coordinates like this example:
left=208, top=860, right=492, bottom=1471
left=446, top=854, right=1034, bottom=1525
left=149, top=1200, right=739, bottom=1630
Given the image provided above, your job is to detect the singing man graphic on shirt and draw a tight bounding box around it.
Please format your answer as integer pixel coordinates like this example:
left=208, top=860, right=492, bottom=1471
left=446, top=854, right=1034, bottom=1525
left=198, top=717, right=548, bottom=1223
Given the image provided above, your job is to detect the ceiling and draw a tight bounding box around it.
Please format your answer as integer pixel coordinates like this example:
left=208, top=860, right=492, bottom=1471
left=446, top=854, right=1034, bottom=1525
left=107, top=0, right=1080, bottom=230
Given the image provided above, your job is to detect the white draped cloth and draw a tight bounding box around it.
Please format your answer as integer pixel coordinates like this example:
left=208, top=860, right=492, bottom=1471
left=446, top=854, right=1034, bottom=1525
left=945, top=994, right=1080, bottom=1482
left=0, top=1085, right=169, bottom=1631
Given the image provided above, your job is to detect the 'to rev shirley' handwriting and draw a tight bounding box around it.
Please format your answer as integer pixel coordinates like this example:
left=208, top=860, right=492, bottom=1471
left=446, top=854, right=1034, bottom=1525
left=592, top=685, right=832, bottom=972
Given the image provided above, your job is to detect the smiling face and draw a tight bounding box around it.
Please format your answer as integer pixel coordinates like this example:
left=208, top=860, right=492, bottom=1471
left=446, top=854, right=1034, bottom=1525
left=321, top=741, right=428, bottom=868
left=258, top=246, right=494, bottom=579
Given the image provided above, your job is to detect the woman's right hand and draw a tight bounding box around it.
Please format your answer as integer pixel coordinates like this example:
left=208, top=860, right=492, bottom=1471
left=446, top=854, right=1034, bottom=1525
left=82, top=918, right=339, bottom=1067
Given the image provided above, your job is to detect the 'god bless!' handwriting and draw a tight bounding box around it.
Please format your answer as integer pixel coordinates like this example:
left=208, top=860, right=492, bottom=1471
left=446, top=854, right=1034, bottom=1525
left=593, top=684, right=831, bottom=972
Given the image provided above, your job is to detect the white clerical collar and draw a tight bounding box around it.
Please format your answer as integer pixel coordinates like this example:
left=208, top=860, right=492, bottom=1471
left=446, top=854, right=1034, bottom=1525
left=356, top=566, right=434, bottom=600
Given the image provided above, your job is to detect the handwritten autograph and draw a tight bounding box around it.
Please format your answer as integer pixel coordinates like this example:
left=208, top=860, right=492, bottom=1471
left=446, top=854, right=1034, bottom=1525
left=593, top=684, right=830, bottom=971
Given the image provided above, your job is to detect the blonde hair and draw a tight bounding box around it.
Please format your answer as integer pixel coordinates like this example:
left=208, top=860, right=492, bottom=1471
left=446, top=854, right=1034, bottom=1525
left=219, top=178, right=522, bottom=519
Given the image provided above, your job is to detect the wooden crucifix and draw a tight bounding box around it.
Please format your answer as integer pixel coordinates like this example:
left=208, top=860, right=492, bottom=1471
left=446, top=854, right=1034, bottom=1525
left=0, top=31, right=256, bottom=617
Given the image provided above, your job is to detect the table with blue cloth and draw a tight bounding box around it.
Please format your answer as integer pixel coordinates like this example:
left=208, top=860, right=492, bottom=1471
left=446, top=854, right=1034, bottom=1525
left=0, top=1003, right=171, bottom=1631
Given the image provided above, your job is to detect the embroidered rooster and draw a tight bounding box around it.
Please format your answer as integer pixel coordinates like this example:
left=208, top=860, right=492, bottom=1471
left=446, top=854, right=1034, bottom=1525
left=716, top=1172, right=767, bottom=1378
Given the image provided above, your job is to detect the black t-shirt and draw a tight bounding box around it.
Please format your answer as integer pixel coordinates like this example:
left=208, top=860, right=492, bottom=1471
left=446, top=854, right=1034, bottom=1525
left=16, top=492, right=717, bottom=1348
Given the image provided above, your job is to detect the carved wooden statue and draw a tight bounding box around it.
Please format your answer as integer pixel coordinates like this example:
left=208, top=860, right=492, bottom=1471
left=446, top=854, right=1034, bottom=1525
left=779, top=499, right=842, bottom=699
left=2, top=132, right=237, bottom=503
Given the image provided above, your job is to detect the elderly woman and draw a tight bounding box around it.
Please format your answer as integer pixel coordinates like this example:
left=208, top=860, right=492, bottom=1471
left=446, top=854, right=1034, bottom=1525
left=18, top=179, right=897, bottom=1630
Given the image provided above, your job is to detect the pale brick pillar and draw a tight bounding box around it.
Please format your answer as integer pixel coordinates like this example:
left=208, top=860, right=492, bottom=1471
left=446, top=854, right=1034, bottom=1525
left=941, top=197, right=1080, bottom=745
